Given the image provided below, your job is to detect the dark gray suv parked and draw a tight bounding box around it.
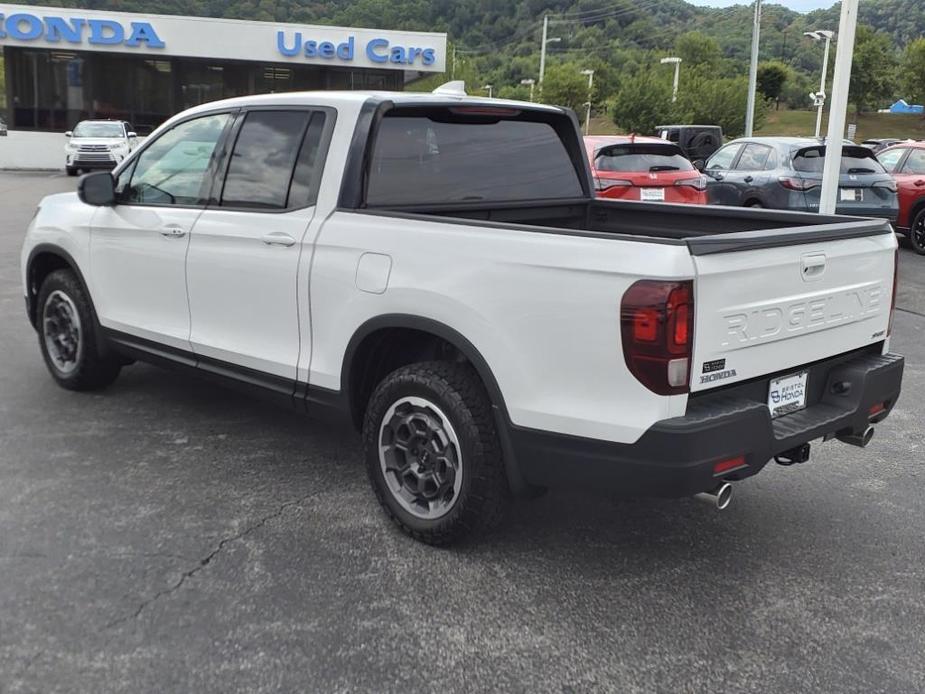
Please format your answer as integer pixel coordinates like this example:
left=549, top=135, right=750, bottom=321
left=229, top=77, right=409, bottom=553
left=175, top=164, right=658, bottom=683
left=703, top=137, right=899, bottom=221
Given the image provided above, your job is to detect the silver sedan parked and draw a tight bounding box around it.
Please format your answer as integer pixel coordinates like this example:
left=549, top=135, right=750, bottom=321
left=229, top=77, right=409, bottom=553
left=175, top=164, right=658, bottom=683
left=701, top=136, right=899, bottom=221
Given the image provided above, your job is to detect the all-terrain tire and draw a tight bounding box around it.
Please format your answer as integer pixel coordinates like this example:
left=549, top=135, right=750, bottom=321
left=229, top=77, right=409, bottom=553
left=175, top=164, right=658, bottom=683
left=36, top=269, right=121, bottom=391
left=362, top=361, right=509, bottom=545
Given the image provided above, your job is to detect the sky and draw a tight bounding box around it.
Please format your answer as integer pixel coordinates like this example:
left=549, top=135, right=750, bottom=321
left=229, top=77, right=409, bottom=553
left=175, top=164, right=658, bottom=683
left=686, top=0, right=834, bottom=10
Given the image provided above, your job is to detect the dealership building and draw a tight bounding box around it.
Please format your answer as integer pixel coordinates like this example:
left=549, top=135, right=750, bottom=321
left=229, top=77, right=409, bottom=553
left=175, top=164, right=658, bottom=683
left=0, top=3, right=446, bottom=167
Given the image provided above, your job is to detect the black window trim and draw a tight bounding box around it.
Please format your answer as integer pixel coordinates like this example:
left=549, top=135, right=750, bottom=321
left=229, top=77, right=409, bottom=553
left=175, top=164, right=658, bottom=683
left=209, top=105, right=337, bottom=215
left=112, top=106, right=240, bottom=211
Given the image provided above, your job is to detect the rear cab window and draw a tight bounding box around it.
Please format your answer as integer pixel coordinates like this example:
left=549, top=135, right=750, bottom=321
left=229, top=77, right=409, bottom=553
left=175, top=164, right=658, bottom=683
left=593, top=143, right=694, bottom=173
left=364, top=106, right=584, bottom=207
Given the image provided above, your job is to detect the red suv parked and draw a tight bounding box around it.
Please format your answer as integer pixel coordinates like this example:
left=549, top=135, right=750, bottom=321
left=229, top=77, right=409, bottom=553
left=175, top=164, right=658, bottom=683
left=877, top=141, right=925, bottom=254
left=585, top=135, right=707, bottom=204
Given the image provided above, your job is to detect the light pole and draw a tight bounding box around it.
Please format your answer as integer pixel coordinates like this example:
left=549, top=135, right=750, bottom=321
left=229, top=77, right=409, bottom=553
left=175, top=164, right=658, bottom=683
left=482, top=84, right=493, bottom=99
left=804, top=30, right=835, bottom=138
left=819, top=0, right=859, bottom=214
left=580, top=69, right=594, bottom=135
left=659, top=57, right=682, bottom=103
left=538, top=15, right=561, bottom=88
left=744, top=0, right=763, bottom=137
left=520, top=78, right=536, bottom=102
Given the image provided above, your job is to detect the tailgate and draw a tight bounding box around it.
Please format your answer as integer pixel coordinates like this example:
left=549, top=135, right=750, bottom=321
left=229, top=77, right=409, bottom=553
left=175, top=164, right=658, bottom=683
left=689, top=233, right=895, bottom=392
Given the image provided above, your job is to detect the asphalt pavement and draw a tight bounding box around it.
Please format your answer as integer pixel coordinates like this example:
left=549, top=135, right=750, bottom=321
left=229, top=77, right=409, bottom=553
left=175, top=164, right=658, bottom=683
left=1, top=171, right=924, bottom=694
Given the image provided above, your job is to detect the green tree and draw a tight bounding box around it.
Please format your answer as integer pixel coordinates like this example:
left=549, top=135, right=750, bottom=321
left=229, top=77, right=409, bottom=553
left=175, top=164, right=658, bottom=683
left=610, top=71, right=676, bottom=134
left=756, top=61, right=790, bottom=109
left=676, top=73, right=768, bottom=137
left=540, top=63, right=592, bottom=119
left=674, top=32, right=722, bottom=69
left=902, top=38, right=925, bottom=106
left=849, top=25, right=899, bottom=113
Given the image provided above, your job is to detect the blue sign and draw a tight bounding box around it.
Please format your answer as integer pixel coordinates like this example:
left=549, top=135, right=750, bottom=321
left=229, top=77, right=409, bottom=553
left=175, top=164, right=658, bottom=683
left=0, top=12, right=164, bottom=48
left=277, top=32, right=436, bottom=67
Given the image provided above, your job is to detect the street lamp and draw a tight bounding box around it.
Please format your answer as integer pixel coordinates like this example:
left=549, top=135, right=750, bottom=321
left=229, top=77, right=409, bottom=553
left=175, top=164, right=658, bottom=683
left=482, top=84, right=493, bottom=99
left=580, top=69, right=594, bottom=136
left=804, top=29, right=835, bottom=138
left=660, top=57, right=682, bottom=103
left=538, top=15, right=561, bottom=87
left=520, top=78, right=536, bottom=102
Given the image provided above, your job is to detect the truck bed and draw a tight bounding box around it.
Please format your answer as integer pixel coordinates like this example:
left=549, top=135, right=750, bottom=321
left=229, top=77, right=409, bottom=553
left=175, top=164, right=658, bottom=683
left=369, top=198, right=893, bottom=254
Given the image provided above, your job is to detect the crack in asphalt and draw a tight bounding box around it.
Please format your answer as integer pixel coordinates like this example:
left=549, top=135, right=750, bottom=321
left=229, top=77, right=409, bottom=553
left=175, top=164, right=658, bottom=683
left=896, top=305, right=925, bottom=319
left=103, top=489, right=319, bottom=630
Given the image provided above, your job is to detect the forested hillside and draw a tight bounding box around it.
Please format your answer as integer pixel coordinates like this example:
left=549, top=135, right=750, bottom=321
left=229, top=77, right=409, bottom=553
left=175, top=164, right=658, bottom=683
left=10, top=0, right=925, bottom=136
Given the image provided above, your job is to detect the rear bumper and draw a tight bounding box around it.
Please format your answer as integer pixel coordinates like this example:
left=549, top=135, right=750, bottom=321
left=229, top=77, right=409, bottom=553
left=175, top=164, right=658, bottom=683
left=511, top=349, right=904, bottom=498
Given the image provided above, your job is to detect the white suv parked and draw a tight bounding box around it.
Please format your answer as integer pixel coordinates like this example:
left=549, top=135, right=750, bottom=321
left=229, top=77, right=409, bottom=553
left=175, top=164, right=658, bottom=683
left=64, top=120, right=137, bottom=176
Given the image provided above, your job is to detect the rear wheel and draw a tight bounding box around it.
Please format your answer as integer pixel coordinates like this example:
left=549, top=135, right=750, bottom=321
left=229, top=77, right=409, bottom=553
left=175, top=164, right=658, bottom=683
left=910, top=208, right=925, bottom=255
left=362, top=361, right=508, bottom=545
left=37, top=269, right=121, bottom=391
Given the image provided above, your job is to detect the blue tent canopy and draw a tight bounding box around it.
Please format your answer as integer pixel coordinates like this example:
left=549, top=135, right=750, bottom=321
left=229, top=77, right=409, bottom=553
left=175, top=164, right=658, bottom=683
left=889, top=99, right=924, bottom=114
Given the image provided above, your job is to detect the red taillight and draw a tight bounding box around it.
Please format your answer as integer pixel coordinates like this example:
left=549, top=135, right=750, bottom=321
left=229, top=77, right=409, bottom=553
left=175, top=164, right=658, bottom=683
left=869, top=402, right=886, bottom=417
left=621, top=280, right=694, bottom=395
left=594, top=176, right=632, bottom=192
left=888, top=248, right=898, bottom=337
left=674, top=175, right=707, bottom=191
left=713, top=456, right=746, bottom=475
left=778, top=176, right=819, bottom=191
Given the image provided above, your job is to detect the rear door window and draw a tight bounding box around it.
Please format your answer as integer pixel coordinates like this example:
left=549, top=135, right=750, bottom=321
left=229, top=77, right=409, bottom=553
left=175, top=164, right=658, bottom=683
left=221, top=110, right=312, bottom=210
left=365, top=111, right=583, bottom=206
left=594, top=144, right=693, bottom=172
left=735, top=144, right=773, bottom=171
left=900, top=149, right=925, bottom=175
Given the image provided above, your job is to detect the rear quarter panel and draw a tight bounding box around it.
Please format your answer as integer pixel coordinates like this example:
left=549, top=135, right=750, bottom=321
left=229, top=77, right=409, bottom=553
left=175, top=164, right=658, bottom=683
left=308, top=213, right=696, bottom=444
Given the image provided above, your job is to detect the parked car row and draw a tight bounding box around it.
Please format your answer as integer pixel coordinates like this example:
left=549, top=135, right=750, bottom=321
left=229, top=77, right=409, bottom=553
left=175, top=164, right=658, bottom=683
left=877, top=141, right=925, bottom=254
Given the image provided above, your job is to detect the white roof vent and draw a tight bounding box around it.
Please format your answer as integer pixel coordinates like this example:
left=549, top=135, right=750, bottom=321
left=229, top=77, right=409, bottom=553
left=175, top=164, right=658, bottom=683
left=432, top=81, right=467, bottom=98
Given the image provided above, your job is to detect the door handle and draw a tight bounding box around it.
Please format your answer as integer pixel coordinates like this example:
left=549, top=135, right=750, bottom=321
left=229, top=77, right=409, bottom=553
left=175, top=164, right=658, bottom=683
left=160, top=224, right=186, bottom=238
left=744, top=175, right=754, bottom=183
left=261, top=231, right=296, bottom=247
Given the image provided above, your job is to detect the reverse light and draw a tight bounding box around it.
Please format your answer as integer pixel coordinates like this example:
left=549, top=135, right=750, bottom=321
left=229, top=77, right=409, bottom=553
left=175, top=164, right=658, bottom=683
left=674, top=175, right=708, bottom=191
left=621, top=280, right=694, bottom=395
left=594, top=177, right=632, bottom=192
left=778, top=176, right=819, bottom=191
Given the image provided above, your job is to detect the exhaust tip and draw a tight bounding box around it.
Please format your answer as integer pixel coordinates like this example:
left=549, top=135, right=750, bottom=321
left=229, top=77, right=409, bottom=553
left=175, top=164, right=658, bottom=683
left=837, top=426, right=875, bottom=448
left=694, top=482, right=733, bottom=510
left=715, top=482, right=733, bottom=510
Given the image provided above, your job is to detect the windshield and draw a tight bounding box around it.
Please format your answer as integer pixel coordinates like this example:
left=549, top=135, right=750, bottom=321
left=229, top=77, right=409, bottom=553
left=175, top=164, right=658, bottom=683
left=72, top=122, right=124, bottom=138
left=792, top=146, right=886, bottom=175
left=594, top=143, right=693, bottom=173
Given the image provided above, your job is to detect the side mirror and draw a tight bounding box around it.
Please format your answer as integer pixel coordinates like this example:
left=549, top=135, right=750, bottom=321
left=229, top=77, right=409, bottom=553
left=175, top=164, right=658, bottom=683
left=127, top=132, right=137, bottom=138
left=64, top=131, right=73, bottom=137
left=693, top=159, right=705, bottom=172
left=78, top=172, right=116, bottom=206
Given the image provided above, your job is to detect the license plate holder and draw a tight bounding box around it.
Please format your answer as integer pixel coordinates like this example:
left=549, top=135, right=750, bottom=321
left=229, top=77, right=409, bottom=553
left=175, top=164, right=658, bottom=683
left=640, top=187, right=665, bottom=202
left=767, top=371, right=808, bottom=418
left=839, top=188, right=863, bottom=202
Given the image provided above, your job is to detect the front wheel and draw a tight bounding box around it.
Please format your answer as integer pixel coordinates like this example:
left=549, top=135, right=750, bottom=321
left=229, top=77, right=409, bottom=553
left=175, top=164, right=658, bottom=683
left=66, top=167, right=78, bottom=177
left=910, top=208, right=925, bottom=255
left=37, top=269, right=121, bottom=391
left=362, top=361, right=509, bottom=545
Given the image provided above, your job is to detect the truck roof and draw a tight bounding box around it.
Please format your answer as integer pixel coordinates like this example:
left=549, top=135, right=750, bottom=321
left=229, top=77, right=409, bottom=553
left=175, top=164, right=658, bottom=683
left=179, top=89, right=564, bottom=118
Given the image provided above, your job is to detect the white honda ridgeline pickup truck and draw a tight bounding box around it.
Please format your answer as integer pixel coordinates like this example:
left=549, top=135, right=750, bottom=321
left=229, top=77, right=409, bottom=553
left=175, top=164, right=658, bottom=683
left=21, top=84, right=904, bottom=544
